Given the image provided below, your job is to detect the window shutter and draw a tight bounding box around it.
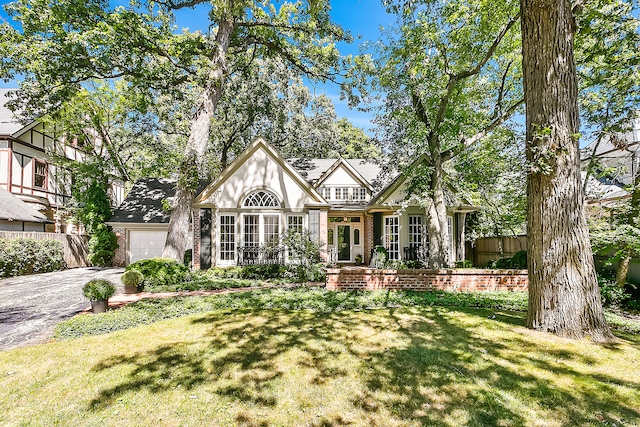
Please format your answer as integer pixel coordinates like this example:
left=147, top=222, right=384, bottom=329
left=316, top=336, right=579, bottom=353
left=199, top=208, right=212, bottom=270
left=309, top=209, right=320, bottom=242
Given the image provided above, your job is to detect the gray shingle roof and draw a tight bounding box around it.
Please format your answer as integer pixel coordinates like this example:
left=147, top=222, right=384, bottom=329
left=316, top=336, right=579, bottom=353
left=0, top=89, right=28, bottom=136
left=108, top=178, right=209, bottom=224
left=0, top=187, right=50, bottom=223
left=108, top=178, right=177, bottom=224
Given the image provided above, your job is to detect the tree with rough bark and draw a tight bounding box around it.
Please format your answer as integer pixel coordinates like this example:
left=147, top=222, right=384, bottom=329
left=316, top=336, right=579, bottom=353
left=344, top=0, right=524, bottom=268
left=520, top=0, right=614, bottom=341
left=0, top=0, right=347, bottom=262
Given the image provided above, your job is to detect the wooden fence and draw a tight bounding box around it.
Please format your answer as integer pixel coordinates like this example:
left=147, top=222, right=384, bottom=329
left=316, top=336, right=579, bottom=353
left=467, top=236, right=527, bottom=268
left=0, top=231, right=89, bottom=268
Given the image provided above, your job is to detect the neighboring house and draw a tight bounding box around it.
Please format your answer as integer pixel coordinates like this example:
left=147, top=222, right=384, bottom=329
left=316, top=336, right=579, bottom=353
left=581, top=115, right=640, bottom=204
left=0, top=186, right=51, bottom=231
left=108, top=138, right=478, bottom=267
left=0, top=89, right=125, bottom=232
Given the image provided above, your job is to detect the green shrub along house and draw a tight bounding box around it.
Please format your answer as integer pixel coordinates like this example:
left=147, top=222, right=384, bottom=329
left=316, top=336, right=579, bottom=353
left=108, top=139, right=479, bottom=269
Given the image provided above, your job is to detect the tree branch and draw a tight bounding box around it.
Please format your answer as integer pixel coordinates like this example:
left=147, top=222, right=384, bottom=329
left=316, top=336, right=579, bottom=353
left=430, top=13, right=520, bottom=141
left=441, top=97, right=524, bottom=161
left=154, top=0, right=209, bottom=10
left=492, top=60, right=513, bottom=120
left=452, top=12, right=520, bottom=81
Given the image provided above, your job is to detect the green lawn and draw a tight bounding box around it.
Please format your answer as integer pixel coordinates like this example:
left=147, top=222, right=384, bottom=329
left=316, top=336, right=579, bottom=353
left=2, top=306, right=640, bottom=426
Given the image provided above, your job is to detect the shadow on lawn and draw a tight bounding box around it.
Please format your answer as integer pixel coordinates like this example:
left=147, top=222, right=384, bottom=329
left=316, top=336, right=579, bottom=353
left=88, top=306, right=640, bottom=426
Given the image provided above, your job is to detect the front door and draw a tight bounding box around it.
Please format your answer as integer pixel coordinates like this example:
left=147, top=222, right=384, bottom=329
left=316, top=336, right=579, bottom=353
left=337, top=225, right=351, bottom=261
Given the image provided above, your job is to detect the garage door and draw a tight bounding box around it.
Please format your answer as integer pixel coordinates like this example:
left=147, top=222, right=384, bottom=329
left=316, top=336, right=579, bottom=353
left=128, top=230, right=167, bottom=264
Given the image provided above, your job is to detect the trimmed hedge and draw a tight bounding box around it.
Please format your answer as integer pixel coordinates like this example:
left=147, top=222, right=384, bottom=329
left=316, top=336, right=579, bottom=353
left=0, top=238, right=65, bottom=278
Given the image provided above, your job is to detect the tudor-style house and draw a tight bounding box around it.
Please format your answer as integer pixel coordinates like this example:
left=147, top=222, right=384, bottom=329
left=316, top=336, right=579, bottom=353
left=0, top=89, right=125, bottom=232
left=108, top=138, right=477, bottom=267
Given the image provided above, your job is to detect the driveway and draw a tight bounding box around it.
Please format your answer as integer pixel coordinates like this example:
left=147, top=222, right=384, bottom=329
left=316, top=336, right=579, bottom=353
left=0, top=267, right=124, bottom=352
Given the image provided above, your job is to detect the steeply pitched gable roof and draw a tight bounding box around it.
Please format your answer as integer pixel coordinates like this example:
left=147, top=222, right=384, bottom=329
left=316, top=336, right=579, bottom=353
left=287, top=158, right=386, bottom=189
left=0, top=187, right=50, bottom=223
left=196, top=138, right=326, bottom=205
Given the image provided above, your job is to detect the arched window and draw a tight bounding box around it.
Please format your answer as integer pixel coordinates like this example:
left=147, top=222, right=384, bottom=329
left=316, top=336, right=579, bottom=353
left=243, top=190, right=280, bottom=208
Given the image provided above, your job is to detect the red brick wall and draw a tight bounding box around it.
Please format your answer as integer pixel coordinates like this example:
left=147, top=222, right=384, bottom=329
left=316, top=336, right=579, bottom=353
left=363, top=214, right=373, bottom=265
left=319, top=210, right=328, bottom=263
left=113, top=228, right=126, bottom=267
left=326, top=268, right=528, bottom=292
left=192, top=209, right=201, bottom=270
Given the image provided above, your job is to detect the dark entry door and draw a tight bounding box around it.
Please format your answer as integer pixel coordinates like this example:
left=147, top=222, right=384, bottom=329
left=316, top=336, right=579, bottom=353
left=337, top=225, right=351, bottom=261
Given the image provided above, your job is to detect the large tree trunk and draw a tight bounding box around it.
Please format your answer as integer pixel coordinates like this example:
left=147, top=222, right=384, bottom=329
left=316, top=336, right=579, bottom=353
left=162, top=17, right=235, bottom=262
left=425, top=152, right=450, bottom=268
left=521, top=0, right=613, bottom=341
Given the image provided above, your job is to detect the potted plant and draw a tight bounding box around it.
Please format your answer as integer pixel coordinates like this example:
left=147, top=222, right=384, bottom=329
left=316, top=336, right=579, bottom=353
left=121, top=269, right=144, bottom=294
left=83, top=279, right=116, bottom=314
left=355, top=254, right=363, bottom=266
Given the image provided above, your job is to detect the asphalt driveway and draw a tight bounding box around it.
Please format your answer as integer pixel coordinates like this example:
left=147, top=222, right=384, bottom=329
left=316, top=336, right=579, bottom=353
left=0, top=267, right=124, bottom=352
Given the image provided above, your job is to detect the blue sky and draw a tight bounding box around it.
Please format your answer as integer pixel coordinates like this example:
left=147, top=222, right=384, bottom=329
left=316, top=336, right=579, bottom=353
left=0, top=0, right=394, bottom=131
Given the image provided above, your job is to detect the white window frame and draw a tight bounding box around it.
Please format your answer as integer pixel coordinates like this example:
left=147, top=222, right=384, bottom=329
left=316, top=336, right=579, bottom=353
left=352, top=188, right=366, bottom=201
left=323, top=187, right=332, bottom=200
left=384, top=216, right=400, bottom=260
left=219, top=215, right=236, bottom=262
left=287, top=215, right=304, bottom=234
left=241, top=213, right=282, bottom=247
left=408, top=215, right=423, bottom=248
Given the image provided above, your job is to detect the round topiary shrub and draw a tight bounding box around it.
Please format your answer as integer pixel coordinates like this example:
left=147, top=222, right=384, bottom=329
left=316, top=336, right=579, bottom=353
left=121, top=269, right=144, bottom=294
left=83, top=279, right=116, bottom=301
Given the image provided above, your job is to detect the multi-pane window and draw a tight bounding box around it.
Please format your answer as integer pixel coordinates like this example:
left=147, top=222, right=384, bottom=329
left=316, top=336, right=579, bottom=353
left=385, top=216, right=400, bottom=260
left=408, top=216, right=423, bottom=248
left=353, top=188, right=367, bottom=201
left=327, top=228, right=334, bottom=245
left=264, top=215, right=280, bottom=244
left=34, top=159, right=47, bottom=189
left=335, top=188, right=349, bottom=200
left=287, top=215, right=303, bottom=233
left=219, top=215, right=236, bottom=261
left=322, top=187, right=332, bottom=200
left=243, top=191, right=280, bottom=207
left=244, top=215, right=259, bottom=246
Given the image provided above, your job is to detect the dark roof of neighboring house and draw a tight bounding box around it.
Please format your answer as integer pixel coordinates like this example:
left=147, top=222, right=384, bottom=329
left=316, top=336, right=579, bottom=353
left=108, top=178, right=209, bottom=224
left=0, top=187, right=50, bottom=223
left=0, top=89, right=29, bottom=136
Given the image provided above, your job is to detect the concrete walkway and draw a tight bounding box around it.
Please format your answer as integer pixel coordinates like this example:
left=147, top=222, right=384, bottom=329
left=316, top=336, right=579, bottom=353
left=0, top=267, right=124, bottom=351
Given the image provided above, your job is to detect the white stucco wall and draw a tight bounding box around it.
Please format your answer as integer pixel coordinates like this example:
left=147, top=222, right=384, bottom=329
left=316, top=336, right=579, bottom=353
left=321, top=164, right=363, bottom=187
left=202, top=145, right=318, bottom=210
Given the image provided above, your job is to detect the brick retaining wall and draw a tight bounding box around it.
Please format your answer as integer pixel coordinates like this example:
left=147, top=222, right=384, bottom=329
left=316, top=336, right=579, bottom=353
left=326, top=267, right=528, bottom=292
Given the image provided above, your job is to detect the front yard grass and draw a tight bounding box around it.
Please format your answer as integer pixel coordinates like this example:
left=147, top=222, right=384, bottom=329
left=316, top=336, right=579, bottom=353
left=2, top=306, right=639, bottom=426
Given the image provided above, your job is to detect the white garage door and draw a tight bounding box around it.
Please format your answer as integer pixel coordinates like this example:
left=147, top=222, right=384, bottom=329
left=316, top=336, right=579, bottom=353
left=129, top=230, right=167, bottom=264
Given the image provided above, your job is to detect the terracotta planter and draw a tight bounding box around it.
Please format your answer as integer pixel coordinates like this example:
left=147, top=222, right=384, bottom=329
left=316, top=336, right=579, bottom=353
left=124, top=284, right=139, bottom=294
left=90, top=300, right=108, bottom=314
